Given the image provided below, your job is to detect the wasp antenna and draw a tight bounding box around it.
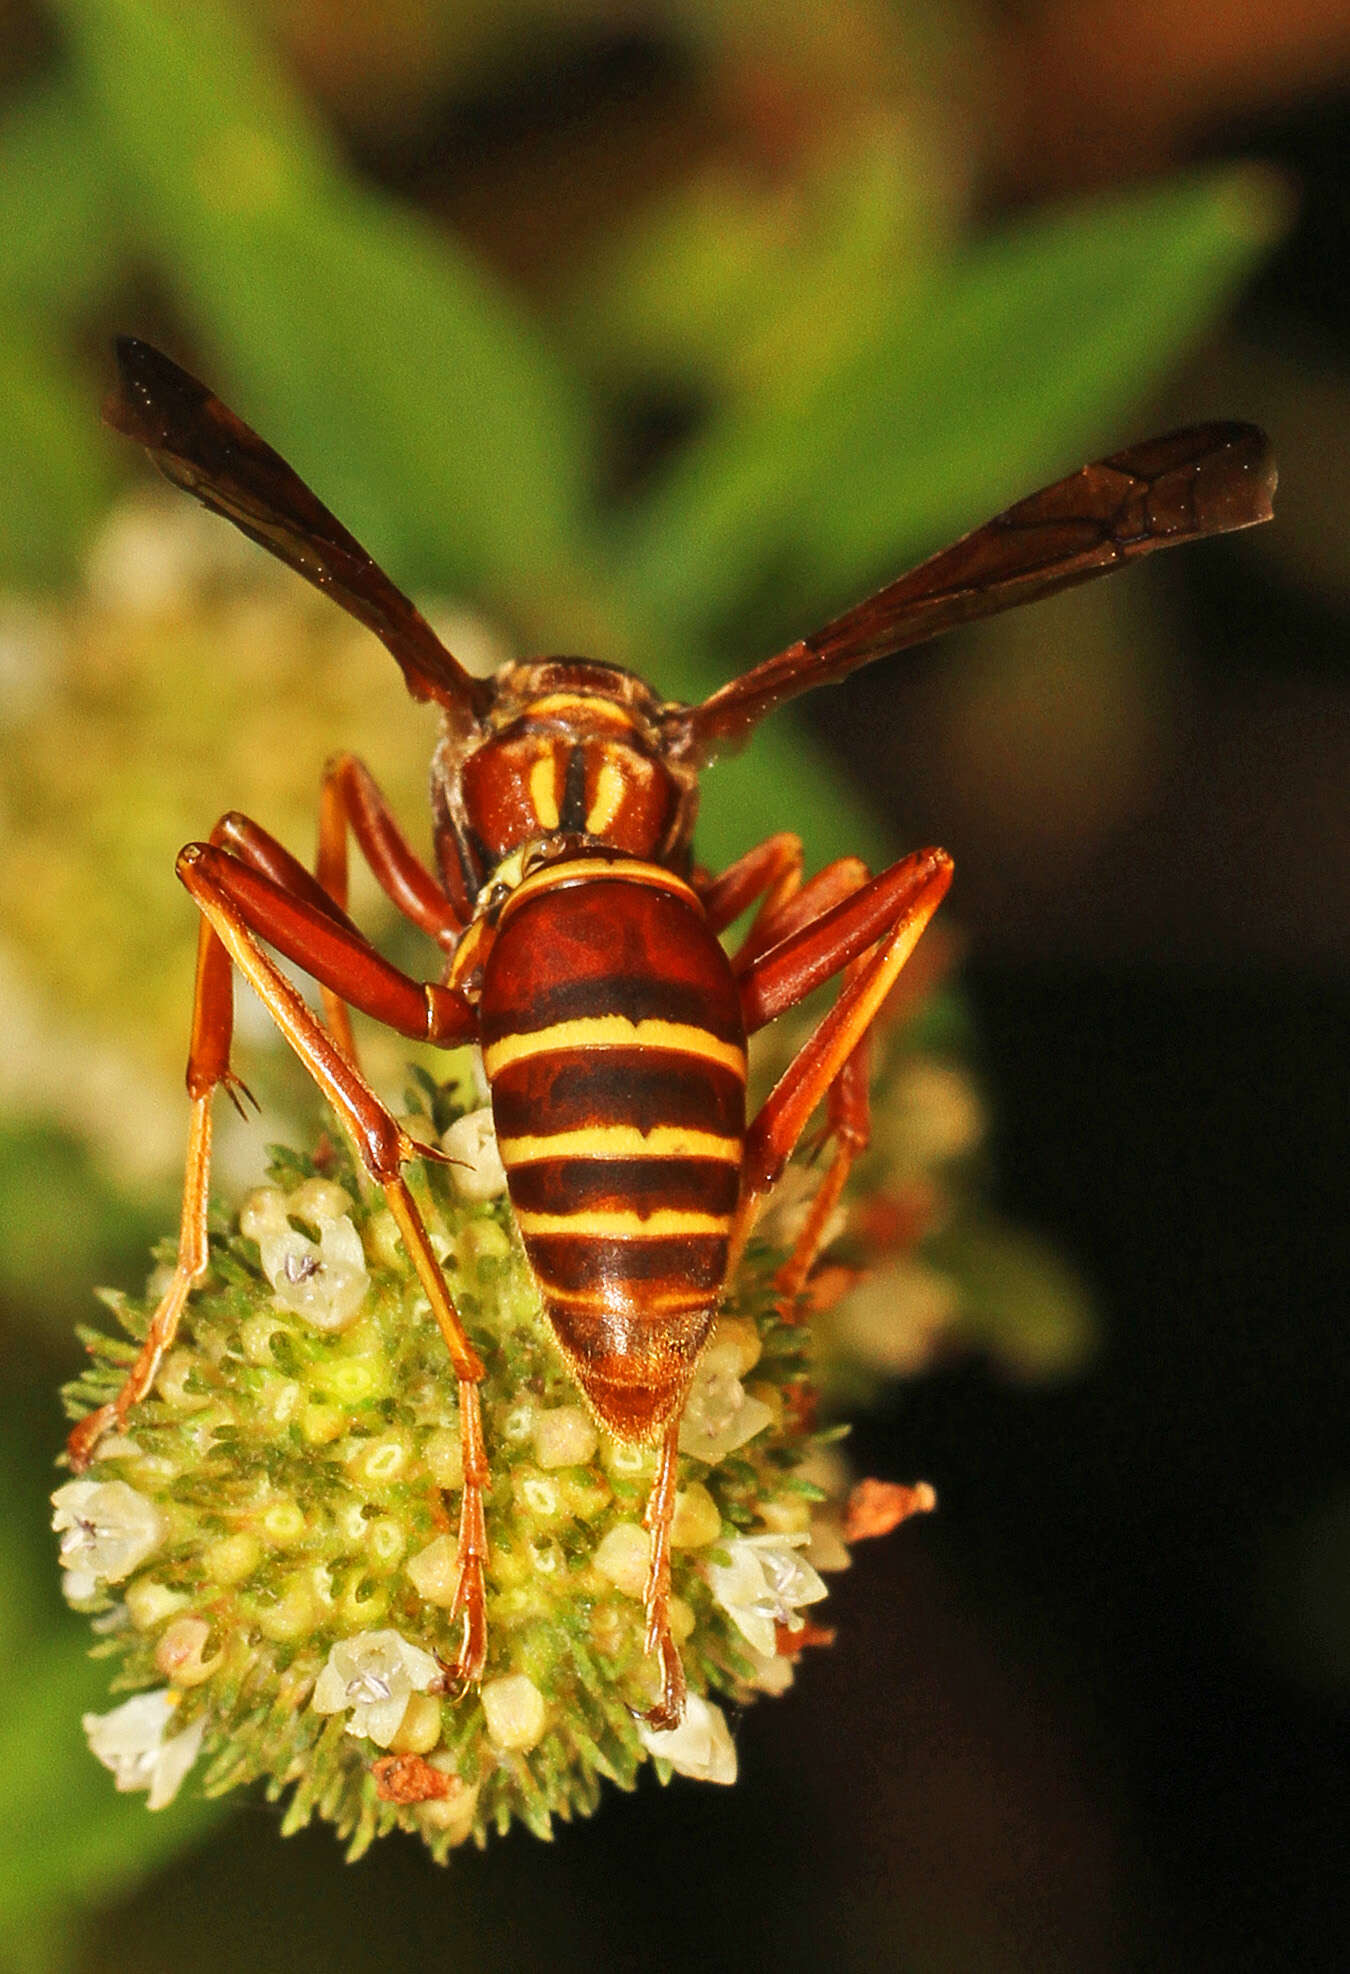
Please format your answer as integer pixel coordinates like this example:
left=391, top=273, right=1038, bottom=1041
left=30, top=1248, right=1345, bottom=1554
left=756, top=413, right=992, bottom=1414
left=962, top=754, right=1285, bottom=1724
left=105, top=338, right=493, bottom=724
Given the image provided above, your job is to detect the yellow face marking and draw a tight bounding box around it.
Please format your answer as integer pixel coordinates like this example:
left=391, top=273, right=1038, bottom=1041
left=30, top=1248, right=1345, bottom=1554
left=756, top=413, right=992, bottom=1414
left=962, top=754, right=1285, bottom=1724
left=498, top=1125, right=741, bottom=1164
left=483, top=1017, right=746, bottom=1081
left=585, top=755, right=628, bottom=836
left=529, top=753, right=560, bottom=830
left=525, top=694, right=637, bottom=729
left=513, top=1208, right=731, bottom=1240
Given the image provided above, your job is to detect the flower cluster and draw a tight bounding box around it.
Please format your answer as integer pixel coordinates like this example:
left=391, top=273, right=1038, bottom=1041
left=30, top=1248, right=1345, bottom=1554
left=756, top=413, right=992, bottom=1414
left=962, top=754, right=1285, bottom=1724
left=0, top=494, right=508, bottom=1185
left=60, top=1073, right=928, bottom=1858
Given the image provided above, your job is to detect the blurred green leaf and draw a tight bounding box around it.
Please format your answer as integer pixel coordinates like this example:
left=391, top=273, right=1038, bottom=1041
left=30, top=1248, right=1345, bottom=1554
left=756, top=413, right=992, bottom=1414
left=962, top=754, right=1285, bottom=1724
left=0, top=1124, right=171, bottom=1335
left=565, top=121, right=946, bottom=396
left=937, top=1215, right=1096, bottom=1382
left=613, top=167, right=1287, bottom=644
left=0, top=310, right=114, bottom=586
left=607, top=170, right=1281, bottom=870
left=51, top=0, right=598, bottom=603
left=0, top=82, right=123, bottom=324
left=0, top=1622, right=217, bottom=1934
left=679, top=683, right=888, bottom=873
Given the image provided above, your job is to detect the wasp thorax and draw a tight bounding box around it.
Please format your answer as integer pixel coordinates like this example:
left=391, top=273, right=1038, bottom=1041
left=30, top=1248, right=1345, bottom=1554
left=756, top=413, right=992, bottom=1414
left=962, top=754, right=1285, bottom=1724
left=434, top=660, right=698, bottom=901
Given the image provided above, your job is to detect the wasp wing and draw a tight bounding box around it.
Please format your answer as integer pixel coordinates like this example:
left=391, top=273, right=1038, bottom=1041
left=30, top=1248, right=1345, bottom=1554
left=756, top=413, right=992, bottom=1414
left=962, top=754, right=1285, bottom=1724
left=106, top=337, right=490, bottom=718
left=672, top=423, right=1275, bottom=758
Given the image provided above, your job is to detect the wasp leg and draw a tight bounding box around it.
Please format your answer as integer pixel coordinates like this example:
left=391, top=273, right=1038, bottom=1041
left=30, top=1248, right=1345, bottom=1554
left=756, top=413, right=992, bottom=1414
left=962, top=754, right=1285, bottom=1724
left=730, top=847, right=954, bottom=1275
left=637, top=1418, right=686, bottom=1730
left=66, top=996, right=217, bottom=1473
left=696, top=831, right=804, bottom=946
left=729, top=858, right=876, bottom=1307
left=68, top=842, right=491, bottom=1689
left=210, top=808, right=374, bottom=1066
left=317, top=753, right=466, bottom=1068
left=773, top=1016, right=872, bottom=1312
left=695, top=846, right=877, bottom=1303
left=732, top=853, right=871, bottom=978
left=64, top=818, right=297, bottom=1470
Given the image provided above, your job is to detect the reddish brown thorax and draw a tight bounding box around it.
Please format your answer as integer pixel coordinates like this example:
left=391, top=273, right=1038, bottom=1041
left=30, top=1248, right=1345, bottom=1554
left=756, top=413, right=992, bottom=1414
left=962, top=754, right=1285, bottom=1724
left=430, top=660, right=699, bottom=916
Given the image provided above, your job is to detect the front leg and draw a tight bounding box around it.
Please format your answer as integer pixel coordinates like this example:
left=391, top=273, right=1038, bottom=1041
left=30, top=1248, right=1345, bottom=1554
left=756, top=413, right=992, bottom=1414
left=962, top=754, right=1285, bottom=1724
left=317, top=753, right=466, bottom=1065
left=68, top=830, right=491, bottom=1688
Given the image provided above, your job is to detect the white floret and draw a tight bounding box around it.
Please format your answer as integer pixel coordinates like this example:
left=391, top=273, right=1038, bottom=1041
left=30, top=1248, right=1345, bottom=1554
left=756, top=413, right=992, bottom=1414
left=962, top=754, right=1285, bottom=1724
left=440, top=1106, right=507, bottom=1201
left=242, top=1183, right=369, bottom=1332
left=637, top=1692, right=737, bottom=1785
left=677, top=1362, right=774, bottom=1464
left=52, top=1479, right=168, bottom=1603
left=311, top=1629, right=441, bottom=1747
left=705, top=1532, right=829, bottom=1658
left=82, top=1689, right=206, bottom=1809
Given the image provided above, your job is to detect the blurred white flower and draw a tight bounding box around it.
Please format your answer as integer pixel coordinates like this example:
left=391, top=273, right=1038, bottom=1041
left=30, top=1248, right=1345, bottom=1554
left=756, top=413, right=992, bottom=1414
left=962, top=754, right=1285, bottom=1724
left=311, top=1629, right=441, bottom=1747
left=84, top=492, right=260, bottom=613
left=52, top=1478, right=168, bottom=1602
left=832, top=1257, right=958, bottom=1376
left=706, top=1533, right=828, bottom=1658
left=82, top=1689, right=206, bottom=1809
left=882, top=1059, right=985, bottom=1170
left=742, top=1647, right=796, bottom=1696
left=637, top=1691, right=737, bottom=1784
left=755, top=1162, right=848, bottom=1255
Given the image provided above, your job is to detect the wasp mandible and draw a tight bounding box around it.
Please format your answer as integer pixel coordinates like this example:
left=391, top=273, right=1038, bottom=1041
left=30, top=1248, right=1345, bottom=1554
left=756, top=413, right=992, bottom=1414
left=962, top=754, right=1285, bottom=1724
left=69, top=338, right=1275, bottom=1726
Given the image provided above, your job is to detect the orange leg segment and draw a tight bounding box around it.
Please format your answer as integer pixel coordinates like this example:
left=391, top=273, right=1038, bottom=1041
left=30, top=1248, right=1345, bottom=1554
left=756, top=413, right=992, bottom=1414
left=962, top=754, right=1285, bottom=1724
left=729, top=846, right=954, bottom=1284
left=729, top=854, right=875, bottom=1306
left=638, top=1419, right=686, bottom=1730
left=67, top=828, right=490, bottom=1688
left=317, top=754, right=465, bottom=1066
left=696, top=831, right=803, bottom=943
left=639, top=846, right=951, bottom=1715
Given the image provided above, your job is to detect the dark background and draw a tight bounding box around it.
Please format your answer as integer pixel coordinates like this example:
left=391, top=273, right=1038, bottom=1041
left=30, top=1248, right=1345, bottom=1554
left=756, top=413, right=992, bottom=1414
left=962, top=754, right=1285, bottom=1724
left=2, top=6, right=1347, bottom=1970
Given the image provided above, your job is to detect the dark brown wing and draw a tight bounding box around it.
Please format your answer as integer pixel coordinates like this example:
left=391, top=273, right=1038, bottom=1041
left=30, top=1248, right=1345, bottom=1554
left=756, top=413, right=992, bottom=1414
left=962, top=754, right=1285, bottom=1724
left=105, top=338, right=491, bottom=719
left=670, top=423, right=1276, bottom=759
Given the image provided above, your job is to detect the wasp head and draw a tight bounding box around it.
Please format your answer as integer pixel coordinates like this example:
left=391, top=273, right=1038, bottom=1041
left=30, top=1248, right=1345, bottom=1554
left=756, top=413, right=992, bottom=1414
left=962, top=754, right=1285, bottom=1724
left=431, top=659, right=699, bottom=911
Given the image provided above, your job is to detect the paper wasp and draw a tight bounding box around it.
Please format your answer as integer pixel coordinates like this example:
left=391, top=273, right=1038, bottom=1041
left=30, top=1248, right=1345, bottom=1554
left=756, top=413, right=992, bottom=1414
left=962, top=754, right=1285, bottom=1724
left=68, top=337, right=1274, bottom=1726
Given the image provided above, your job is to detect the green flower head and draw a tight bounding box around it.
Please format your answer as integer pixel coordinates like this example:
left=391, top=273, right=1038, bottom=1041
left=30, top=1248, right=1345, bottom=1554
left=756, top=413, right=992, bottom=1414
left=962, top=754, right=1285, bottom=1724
left=60, top=1068, right=931, bottom=1859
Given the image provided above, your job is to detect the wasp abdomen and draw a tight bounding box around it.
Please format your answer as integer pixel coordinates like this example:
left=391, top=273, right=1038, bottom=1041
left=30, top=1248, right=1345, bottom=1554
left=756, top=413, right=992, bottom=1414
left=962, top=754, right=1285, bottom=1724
left=480, top=860, right=747, bottom=1441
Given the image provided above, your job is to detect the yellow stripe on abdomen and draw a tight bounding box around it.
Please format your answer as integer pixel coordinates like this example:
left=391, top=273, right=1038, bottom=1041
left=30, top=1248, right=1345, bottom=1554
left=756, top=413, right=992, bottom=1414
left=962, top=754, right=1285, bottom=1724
left=499, top=856, right=698, bottom=921
left=483, top=1016, right=746, bottom=1080
left=497, top=1124, right=741, bottom=1164
left=512, top=1207, right=732, bottom=1240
